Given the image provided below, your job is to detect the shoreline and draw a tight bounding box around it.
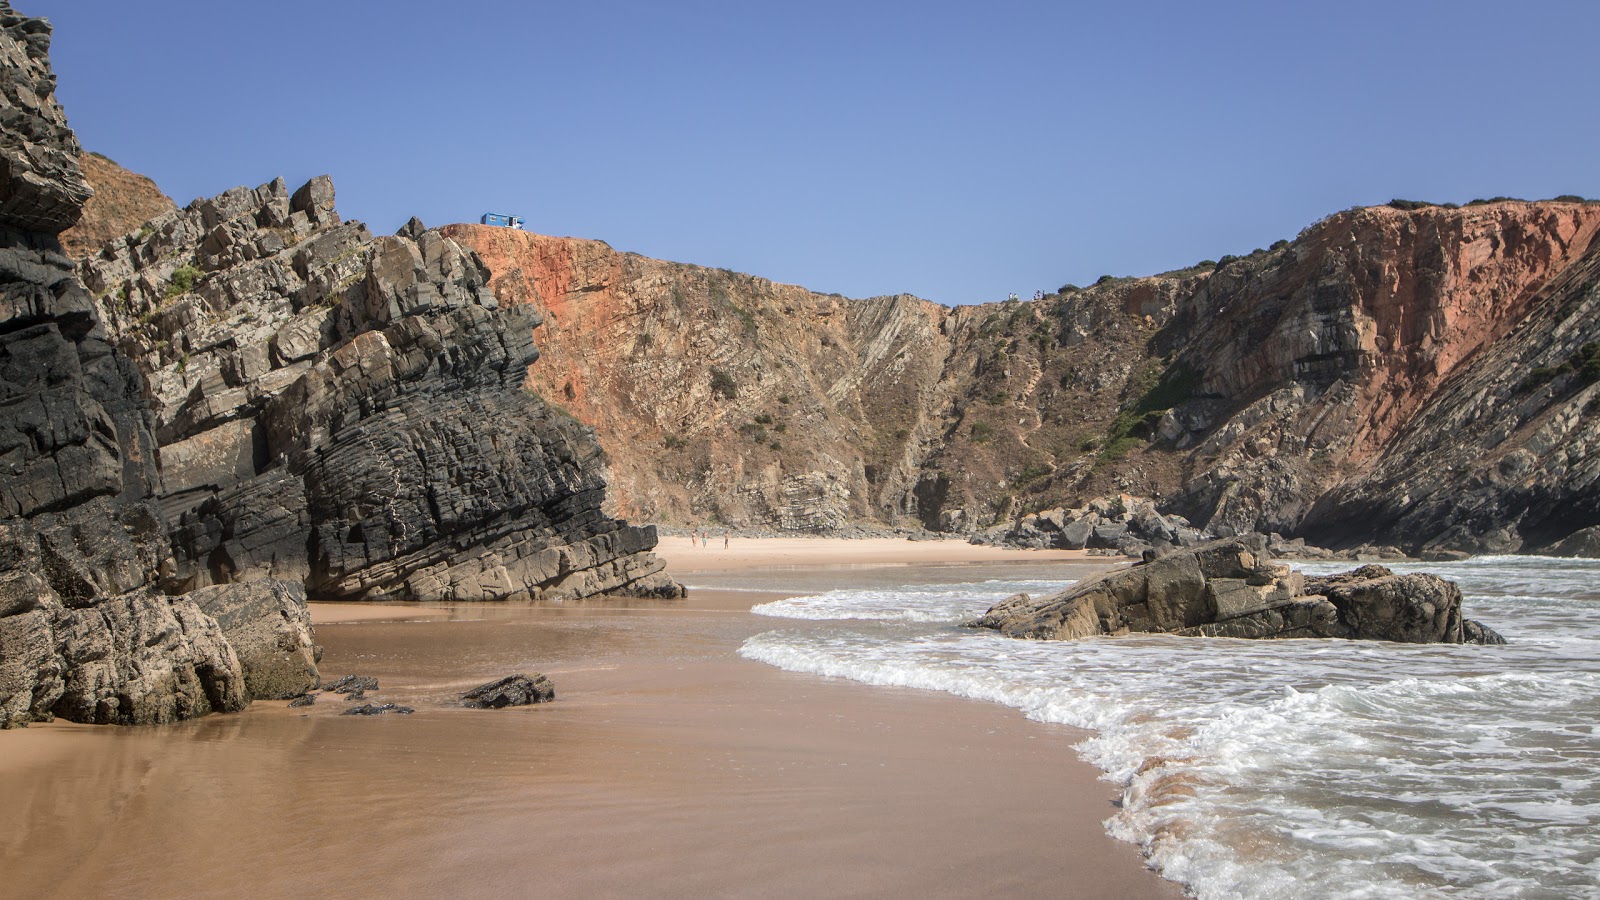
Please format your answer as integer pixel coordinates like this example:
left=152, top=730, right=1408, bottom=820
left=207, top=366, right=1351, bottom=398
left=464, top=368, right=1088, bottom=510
left=0, top=542, right=1177, bottom=898
left=655, top=533, right=1120, bottom=573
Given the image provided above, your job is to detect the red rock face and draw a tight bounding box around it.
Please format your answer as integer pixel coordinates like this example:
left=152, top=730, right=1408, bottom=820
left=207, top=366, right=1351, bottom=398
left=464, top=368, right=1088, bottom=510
left=1308, top=204, right=1596, bottom=457
left=450, top=202, right=1600, bottom=552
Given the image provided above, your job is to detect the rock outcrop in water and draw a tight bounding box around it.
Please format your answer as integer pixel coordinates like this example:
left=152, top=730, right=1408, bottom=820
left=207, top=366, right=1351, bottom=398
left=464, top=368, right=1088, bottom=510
left=445, top=199, right=1600, bottom=557
left=967, top=536, right=1505, bottom=644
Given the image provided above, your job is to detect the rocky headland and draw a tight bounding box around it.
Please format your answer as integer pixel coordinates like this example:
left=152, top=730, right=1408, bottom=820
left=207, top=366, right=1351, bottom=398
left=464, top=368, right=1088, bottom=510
left=0, top=3, right=676, bottom=728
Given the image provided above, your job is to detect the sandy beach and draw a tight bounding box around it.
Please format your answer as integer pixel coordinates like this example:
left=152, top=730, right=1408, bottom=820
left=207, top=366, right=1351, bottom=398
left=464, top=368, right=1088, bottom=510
left=657, top=533, right=1104, bottom=571
left=0, top=538, right=1171, bottom=899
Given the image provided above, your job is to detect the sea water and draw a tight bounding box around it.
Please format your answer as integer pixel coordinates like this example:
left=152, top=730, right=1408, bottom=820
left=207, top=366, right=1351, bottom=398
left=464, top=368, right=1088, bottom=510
left=733, top=556, right=1600, bottom=899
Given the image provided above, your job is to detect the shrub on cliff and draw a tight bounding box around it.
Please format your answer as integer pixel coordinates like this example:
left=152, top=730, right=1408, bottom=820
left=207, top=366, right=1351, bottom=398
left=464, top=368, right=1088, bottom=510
left=1387, top=199, right=1458, bottom=211
left=165, top=263, right=202, bottom=299
left=710, top=367, right=736, bottom=399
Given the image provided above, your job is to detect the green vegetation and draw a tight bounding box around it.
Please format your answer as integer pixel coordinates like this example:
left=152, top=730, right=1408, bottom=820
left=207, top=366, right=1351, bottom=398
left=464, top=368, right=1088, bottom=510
left=636, top=332, right=653, bottom=349
left=1523, top=342, right=1600, bottom=391
left=663, top=434, right=687, bottom=451
left=1552, top=195, right=1591, bottom=203
left=1195, top=260, right=1217, bottom=269
left=986, top=390, right=1008, bottom=406
left=1057, top=283, right=1080, bottom=294
left=710, top=367, right=737, bottom=399
left=1078, top=436, right=1099, bottom=452
left=1466, top=196, right=1521, bottom=206
left=777, top=394, right=791, bottom=405
left=1095, top=274, right=1116, bottom=286
left=1013, top=463, right=1051, bottom=485
left=175, top=352, right=189, bottom=374
left=738, top=422, right=769, bottom=443
left=1388, top=199, right=1459, bottom=211
left=1270, top=239, right=1290, bottom=251
left=970, top=422, right=993, bottom=444
left=1095, top=361, right=1201, bottom=467
left=164, top=264, right=202, bottom=299
left=753, top=413, right=774, bottom=425
left=137, top=223, right=155, bottom=240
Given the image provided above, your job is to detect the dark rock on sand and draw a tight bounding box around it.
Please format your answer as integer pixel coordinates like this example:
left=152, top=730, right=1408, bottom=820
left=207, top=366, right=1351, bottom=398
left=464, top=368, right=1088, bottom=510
left=461, top=673, right=555, bottom=708
left=324, top=674, right=378, bottom=694
left=969, top=535, right=1503, bottom=645
left=341, top=703, right=412, bottom=716
left=287, top=692, right=317, bottom=708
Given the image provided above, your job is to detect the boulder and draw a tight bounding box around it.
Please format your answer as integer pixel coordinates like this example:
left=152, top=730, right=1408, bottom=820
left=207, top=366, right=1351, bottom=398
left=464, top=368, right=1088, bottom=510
left=460, top=673, right=555, bottom=708
left=969, top=536, right=1503, bottom=645
left=1059, top=518, right=1093, bottom=550
left=184, top=579, right=320, bottom=699
left=1544, top=526, right=1600, bottom=559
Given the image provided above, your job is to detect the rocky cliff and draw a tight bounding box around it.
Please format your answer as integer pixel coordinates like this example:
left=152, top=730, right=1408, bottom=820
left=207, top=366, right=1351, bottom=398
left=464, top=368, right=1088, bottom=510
left=73, top=181, right=679, bottom=604
left=1, top=3, right=674, bottom=728
left=0, top=4, right=254, bottom=727
left=450, top=198, right=1600, bottom=555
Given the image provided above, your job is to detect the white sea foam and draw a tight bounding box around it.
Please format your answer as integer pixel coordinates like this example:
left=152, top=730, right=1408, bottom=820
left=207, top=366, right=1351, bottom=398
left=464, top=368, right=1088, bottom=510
left=738, top=558, right=1600, bottom=898
left=749, top=578, right=1064, bottom=623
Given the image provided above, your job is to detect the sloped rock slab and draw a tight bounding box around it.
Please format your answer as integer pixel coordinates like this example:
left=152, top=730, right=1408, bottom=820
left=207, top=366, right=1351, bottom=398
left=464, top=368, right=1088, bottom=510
left=461, top=673, right=554, bottom=708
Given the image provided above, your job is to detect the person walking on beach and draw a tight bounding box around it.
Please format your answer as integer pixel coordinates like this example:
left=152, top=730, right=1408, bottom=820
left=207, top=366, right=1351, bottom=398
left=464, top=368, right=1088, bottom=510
left=723, top=532, right=730, bottom=550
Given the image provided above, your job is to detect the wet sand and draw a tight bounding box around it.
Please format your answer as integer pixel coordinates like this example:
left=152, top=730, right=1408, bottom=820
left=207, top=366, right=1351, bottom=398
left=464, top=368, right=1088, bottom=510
left=0, top=548, right=1175, bottom=899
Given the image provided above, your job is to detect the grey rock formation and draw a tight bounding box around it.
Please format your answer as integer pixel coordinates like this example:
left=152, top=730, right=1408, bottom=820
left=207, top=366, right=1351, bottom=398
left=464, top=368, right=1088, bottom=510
left=460, top=673, right=555, bottom=708
left=0, top=5, right=90, bottom=233
left=185, top=579, right=319, bottom=699
left=1545, top=525, right=1600, bottom=558
left=0, top=5, right=253, bottom=728
left=968, top=536, right=1503, bottom=645
left=79, top=168, right=681, bottom=604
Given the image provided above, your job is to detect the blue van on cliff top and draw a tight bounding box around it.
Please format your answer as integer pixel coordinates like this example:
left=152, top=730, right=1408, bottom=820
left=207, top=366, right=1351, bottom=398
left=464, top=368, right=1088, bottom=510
left=481, top=213, right=524, bottom=229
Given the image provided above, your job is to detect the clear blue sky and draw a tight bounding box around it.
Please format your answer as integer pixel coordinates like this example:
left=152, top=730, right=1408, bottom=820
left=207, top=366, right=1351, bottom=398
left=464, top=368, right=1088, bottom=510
left=31, top=1, right=1600, bottom=306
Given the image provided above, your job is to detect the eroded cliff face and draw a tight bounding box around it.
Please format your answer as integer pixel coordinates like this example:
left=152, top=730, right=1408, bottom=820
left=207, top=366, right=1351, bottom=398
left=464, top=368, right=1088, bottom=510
left=0, top=4, right=249, bottom=727
left=0, top=2, right=676, bottom=728
left=73, top=188, right=679, bottom=604
left=452, top=199, right=1600, bottom=555
left=449, top=224, right=957, bottom=531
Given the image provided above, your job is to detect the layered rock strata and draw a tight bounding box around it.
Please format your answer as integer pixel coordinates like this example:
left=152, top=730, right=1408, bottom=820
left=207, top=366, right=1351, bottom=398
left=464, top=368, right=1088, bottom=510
left=968, top=536, right=1505, bottom=645
left=0, top=4, right=254, bottom=727
left=76, top=177, right=679, bottom=603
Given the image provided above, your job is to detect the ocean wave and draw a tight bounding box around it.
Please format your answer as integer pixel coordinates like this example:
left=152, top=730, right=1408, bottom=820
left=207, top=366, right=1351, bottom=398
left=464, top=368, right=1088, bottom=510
left=736, top=560, right=1600, bottom=898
